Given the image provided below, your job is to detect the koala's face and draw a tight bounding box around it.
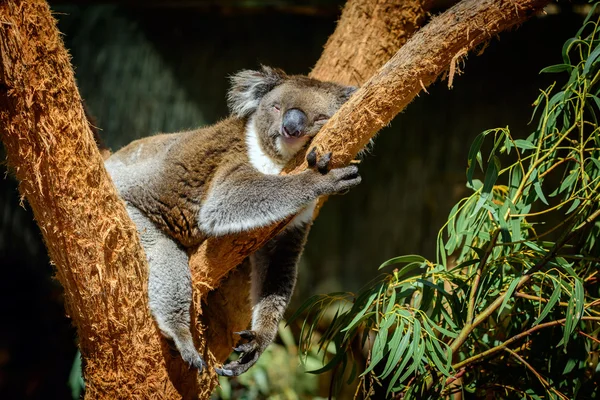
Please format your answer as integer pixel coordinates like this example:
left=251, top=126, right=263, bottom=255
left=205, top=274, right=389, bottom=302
left=227, top=66, right=356, bottom=164
left=255, top=80, right=355, bottom=161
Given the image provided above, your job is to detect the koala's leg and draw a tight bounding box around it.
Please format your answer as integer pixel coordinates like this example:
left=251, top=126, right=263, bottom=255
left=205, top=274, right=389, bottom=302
left=215, top=212, right=311, bottom=376
left=126, top=205, right=206, bottom=372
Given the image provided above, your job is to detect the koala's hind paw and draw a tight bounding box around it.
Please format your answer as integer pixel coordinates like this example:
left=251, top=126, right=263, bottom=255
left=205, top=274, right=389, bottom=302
left=307, top=147, right=332, bottom=174
left=176, top=342, right=207, bottom=373
left=215, top=330, right=264, bottom=377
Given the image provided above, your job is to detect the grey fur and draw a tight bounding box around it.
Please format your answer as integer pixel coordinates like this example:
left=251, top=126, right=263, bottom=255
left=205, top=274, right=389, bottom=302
left=105, top=67, right=360, bottom=376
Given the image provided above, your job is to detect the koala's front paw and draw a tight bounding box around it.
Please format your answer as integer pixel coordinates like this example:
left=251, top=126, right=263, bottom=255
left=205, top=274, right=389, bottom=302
left=307, top=147, right=361, bottom=195
left=215, top=330, right=266, bottom=377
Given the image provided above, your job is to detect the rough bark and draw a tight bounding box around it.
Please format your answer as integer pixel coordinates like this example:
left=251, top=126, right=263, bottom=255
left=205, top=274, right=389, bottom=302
left=0, top=0, right=549, bottom=398
left=311, top=0, right=428, bottom=85
left=0, top=1, right=184, bottom=398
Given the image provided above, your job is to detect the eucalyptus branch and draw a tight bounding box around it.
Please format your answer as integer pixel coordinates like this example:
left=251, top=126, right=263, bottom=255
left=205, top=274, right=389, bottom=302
left=452, top=316, right=600, bottom=370
left=449, top=209, right=600, bottom=353
left=515, top=292, right=569, bottom=307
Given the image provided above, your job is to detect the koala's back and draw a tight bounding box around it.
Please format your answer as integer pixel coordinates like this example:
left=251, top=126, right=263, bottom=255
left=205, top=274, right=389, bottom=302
left=105, top=117, right=248, bottom=247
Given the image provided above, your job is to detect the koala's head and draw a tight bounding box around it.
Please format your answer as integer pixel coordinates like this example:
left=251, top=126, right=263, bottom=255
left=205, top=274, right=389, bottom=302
left=228, top=66, right=356, bottom=164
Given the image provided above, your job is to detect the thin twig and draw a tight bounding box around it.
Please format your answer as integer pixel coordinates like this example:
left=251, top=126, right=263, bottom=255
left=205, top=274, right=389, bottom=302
left=504, top=348, right=570, bottom=400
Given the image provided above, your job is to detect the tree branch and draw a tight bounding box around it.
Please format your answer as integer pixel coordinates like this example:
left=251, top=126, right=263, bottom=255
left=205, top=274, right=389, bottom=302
left=452, top=316, right=600, bottom=370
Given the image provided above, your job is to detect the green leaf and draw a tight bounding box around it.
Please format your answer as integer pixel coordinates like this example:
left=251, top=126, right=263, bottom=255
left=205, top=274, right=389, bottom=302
left=385, top=287, right=397, bottom=314
left=419, top=281, right=434, bottom=312
left=511, top=217, right=523, bottom=243
left=380, top=320, right=409, bottom=379
left=288, top=294, right=327, bottom=324
left=498, top=277, right=521, bottom=316
left=482, top=156, right=501, bottom=195
left=398, top=330, right=425, bottom=383
left=573, top=279, right=585, bottom=326
left=430, top=320, right=458, bottom=339
left=540, top=64, right=573, bottom=74
left=563, top=294, right=576, bottom=349
left=563, top=358, right=578, bottom=375
left=583, top=3, right=599, bottom=26
left=379, top=255, right=427, bottom=270
left=533, top=278, right=562, bottom=326
left=514, top=139, right=537, bottom=150
left=387, top=326, right=416, bottom=395
left=562, top=38, right=579, bottom=64
left=438, top=235, right=447, bottom=268
left=566, top=198, right=581, bottom=215
left=425, top=338, right=451, bottom=376
left=583, top=42, right=600, bottom=77
left=342, top=292, right=377, bottom=332
left=363, top=315, right=395, bottom=375
left=559, top=170, right=579, bottom=195
left=308, top=348, right=345, bottom=374
left=467, top=132, right=486, bottom=185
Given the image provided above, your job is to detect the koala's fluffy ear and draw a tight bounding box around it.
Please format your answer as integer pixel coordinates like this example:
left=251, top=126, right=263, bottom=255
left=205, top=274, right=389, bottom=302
left=228, top=66, right=287, bottom=117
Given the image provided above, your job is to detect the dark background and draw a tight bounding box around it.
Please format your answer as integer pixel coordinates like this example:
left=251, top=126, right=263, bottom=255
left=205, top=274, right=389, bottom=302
left=0, top=1, right=591, bottom=398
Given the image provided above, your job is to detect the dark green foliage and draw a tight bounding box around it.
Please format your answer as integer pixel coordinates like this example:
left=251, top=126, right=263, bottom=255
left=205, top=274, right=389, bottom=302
left=293, top=6, right=600, bottom=398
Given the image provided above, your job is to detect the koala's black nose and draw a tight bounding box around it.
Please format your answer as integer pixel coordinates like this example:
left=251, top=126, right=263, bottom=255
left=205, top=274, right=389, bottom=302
left=282, top=108, right=308, bottom=138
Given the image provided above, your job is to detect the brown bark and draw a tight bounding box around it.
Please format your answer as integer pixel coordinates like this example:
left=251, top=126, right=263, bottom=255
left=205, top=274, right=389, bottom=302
left=311, top=0, right=428, bottom=85
left=0, top=1, right=185, bottom=398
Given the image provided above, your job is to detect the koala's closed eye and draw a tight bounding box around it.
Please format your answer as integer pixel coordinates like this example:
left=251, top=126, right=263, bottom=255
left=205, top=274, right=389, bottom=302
left=315, top=114, right=330, bottom=123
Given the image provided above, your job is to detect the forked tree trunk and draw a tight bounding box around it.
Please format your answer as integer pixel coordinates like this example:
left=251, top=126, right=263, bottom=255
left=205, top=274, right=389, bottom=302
left=0, top=0, right=547, bottom=398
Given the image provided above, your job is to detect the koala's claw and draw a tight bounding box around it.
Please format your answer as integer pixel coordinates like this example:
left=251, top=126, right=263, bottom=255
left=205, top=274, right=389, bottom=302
left=215, top=351, right=261, bottom=377
left=234, top=341, right=258, bottom=353
left=317, top=152, right=332, bottom=174
left=307, top=147, right=318, bottom=167
left=329, top=165, right=361, bottom=194
left=215, top=330, right=263, bottom=376
left=306, top=147, right=332, bottom=175
left=234, top=330, right=256, bottom=341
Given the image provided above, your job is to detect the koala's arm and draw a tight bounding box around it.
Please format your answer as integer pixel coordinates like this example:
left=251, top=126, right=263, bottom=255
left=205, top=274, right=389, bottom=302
left=199, top=157, right=360, bottom=236
left=216, top=220, right=309, bottom=376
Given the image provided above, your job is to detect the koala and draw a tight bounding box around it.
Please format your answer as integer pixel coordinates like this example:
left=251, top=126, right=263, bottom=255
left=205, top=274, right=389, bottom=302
left=104, top=66, right=360, bottom=376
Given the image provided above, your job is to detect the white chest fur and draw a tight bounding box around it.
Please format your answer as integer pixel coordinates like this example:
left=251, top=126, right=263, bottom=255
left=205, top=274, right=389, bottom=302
left=245, top=118, right=284, bottom=175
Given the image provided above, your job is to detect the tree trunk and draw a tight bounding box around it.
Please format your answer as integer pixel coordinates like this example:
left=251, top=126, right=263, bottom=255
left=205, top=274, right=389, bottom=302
left=0, top=0, right=548, bottom=398
left=310, top=0, right=429, bottom=85
left=0, top=1, right=183, bottom=398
